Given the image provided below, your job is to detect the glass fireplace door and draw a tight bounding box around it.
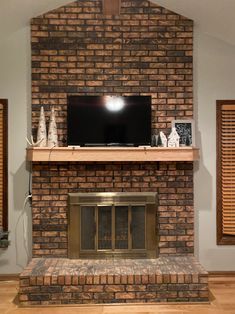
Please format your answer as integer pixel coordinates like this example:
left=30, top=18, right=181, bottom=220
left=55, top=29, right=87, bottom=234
left=69, top=192, right=157, bottom=259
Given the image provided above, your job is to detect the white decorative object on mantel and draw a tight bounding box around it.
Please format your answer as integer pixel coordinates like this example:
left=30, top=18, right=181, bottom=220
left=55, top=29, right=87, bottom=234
left=159, top=131, right=167, bottom=147
left=36, top=106, right=47, bottom=147
left=26, top=135, right=43, bottom=147
left=47, top=106, right=58, bottom=148
left=168, top=127, right=180, bottom=147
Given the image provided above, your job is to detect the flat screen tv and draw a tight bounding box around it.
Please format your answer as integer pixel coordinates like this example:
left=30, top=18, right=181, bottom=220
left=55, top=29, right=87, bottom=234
left=67, top=95, right=151, bottom=146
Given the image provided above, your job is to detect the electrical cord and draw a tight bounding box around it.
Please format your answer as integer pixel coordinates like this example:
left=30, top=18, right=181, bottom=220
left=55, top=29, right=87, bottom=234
left=15, top=162, right=32, bottom=269
left=48, top=144, right=56, bottom=162
left=27, top=160, right=32, bottom=202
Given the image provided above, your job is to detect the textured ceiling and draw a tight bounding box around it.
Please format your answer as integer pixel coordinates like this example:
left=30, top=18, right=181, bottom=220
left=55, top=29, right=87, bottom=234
left=0, top=0, right=234, bottom=45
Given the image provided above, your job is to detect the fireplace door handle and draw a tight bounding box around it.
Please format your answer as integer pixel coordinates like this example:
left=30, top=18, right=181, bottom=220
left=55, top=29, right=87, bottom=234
left=130, top=222, right=133, bottom=234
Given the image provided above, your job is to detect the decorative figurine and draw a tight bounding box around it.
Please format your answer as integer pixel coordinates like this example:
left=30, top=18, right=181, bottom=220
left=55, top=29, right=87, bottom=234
left=47, top=106, right=58, bottom=148
left=36, top=106, right=47, bottom=147
left=151, top=134, right=158, bottom=147
left=185, top=134, right=191, bottom=146
left=159, top=131, right=167, bottom=147
left=168, top=127, right=180, bottom=147
left=156, top=134, right=162, bottom=147
left=26, top=135, right=43, bottom=147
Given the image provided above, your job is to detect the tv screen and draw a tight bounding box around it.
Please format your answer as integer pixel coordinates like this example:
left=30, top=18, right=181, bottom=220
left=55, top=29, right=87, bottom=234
left=67, top=95, right=151, bottom=146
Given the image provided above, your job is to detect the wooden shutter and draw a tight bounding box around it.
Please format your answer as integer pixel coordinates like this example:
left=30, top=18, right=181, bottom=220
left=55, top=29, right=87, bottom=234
left=0, top=100, right=7, bottom=232
left=0, top=104, right=3, bottom=227
left=217, top=101, right=235, bottom=244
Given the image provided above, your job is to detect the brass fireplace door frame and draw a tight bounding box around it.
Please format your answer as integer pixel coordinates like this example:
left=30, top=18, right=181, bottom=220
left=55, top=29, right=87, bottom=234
left=68, top=192, right=157, bottom=259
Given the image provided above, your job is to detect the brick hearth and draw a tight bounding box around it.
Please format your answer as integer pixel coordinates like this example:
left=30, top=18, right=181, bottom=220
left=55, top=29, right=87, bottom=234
left=19, top=257, right=209, bottom=305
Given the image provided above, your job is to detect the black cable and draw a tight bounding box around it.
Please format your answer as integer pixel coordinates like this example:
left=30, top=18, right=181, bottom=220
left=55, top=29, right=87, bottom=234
left=28, top=162, right=32, bottom=196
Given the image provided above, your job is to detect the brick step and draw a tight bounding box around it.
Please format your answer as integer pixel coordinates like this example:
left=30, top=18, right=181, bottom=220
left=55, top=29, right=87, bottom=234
left=19, top=256, right=209, bottom=306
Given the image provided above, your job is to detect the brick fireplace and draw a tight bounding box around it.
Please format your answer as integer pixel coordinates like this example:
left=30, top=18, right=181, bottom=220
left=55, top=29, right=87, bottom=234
left=19, top=0, right=209, bottom=306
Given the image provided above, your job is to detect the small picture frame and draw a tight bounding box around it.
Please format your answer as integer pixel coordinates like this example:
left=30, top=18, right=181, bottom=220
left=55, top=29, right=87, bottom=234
left=172, top=119, right=195, bottom=146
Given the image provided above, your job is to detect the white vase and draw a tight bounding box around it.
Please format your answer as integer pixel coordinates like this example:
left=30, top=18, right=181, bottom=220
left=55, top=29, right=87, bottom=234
left=47, top=107, right=58, bottom=147
left=36, top=106, right=47, bottom=147
left=160, top=131, right=167, bottom=147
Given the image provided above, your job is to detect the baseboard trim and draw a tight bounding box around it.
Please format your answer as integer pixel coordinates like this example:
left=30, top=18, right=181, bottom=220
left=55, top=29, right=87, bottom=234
left=0, top=274, right=19, bottom=281
left=209, top=271, right=235, bottom=277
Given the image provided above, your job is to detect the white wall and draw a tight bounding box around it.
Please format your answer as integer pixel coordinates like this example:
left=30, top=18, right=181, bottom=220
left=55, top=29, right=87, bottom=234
left=194, top=26, right=235, bottom=270
left=0, top=0, right=72, bottom=274
left=0, top=26, right=32, bottom=273
left=1, top=23, right=235, bottom=273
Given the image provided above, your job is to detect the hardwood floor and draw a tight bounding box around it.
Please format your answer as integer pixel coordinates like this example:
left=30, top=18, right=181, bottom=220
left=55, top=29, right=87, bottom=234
left=0, top=276, right=235, bottom=314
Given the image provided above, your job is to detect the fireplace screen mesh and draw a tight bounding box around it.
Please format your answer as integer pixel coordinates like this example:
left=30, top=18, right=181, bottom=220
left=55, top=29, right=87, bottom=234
left=98, top=206, right=112, bottom=250
left=132, top=206, right=145, bottom=249
left=80, top=206, right=95, bottom=250
left=115, top=206, right=129, bottom=249
left=80, top=205, right=146, bottom=251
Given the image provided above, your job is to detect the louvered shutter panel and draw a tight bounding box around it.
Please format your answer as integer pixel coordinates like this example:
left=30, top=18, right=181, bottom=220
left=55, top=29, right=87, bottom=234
left=0, top=99, right=7, bottom=232
left=0, top=103, right=3, bottom=227
left=219, top=104, right=235, bottom=235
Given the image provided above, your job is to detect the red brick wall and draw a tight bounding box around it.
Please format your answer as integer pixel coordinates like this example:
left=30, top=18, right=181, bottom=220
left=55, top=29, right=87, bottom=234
left=31, top=0, right=194, bottom=257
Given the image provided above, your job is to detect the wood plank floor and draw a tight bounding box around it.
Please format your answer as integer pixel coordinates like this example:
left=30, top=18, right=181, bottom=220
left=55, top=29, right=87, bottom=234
left=0, top=276, right=235, bottom=314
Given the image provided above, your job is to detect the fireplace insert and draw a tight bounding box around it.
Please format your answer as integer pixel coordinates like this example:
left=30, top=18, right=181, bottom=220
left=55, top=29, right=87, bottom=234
left=68, top=192, right=157, bottom=258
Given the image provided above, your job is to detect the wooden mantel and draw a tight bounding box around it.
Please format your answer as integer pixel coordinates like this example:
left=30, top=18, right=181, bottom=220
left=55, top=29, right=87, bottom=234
left=26, top=147, right=199, bottom=162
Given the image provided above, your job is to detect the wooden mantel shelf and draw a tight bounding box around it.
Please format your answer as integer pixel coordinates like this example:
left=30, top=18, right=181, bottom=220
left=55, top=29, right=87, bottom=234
left=26, top=147, right=199, bottom=162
